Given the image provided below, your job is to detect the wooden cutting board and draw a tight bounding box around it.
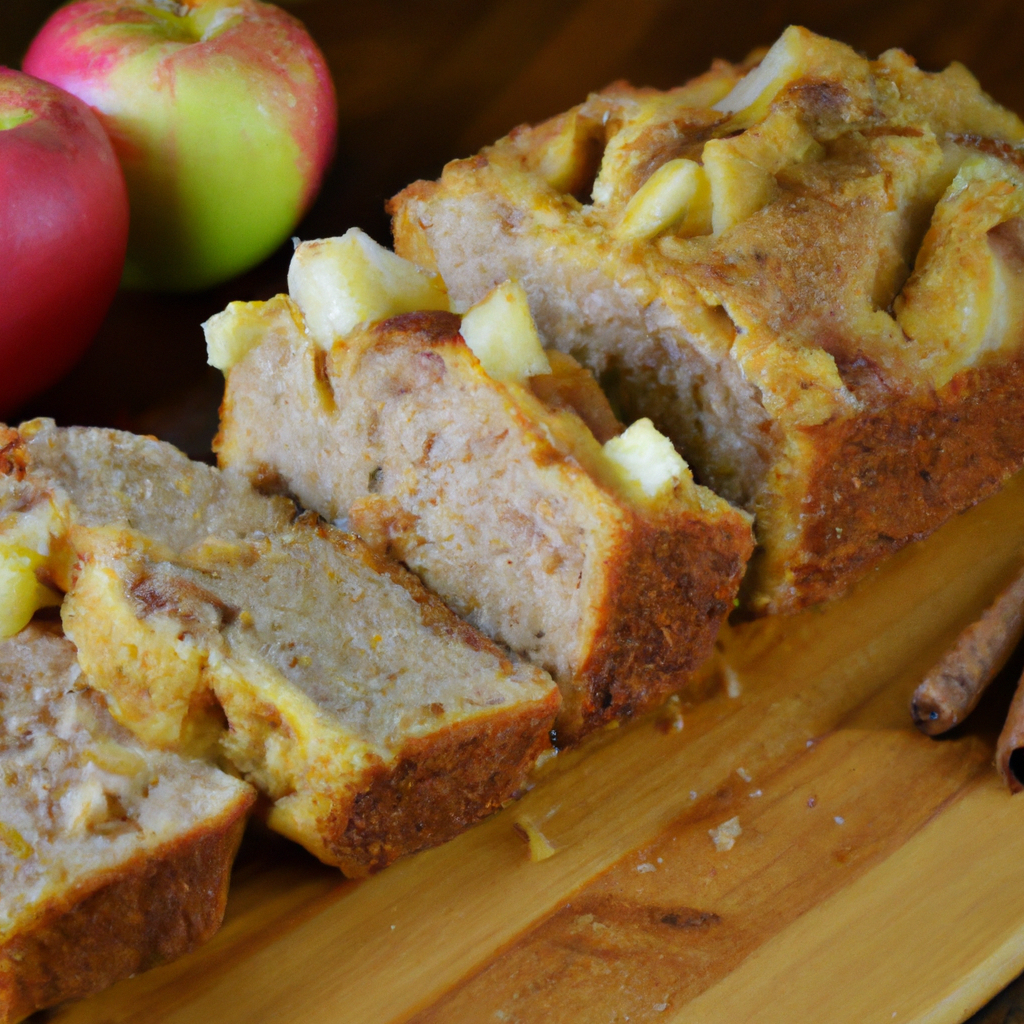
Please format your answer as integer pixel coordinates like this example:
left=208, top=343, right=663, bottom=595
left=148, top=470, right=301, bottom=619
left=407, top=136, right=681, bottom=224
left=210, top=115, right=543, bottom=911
left=50, top=472, right=1024, bottom=1024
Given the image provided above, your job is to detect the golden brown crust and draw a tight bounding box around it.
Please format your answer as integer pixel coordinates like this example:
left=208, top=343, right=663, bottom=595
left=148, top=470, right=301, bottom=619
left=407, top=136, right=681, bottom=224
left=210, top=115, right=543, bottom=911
left=761, top=355, right=1024, bottom=612
left=324, top=696, right=558, bottom=875
left=576, top=507, right=753, bottom=730
left=0, top=802, right=250, bottom=1024
left=373, top=309, right=464, bottom=349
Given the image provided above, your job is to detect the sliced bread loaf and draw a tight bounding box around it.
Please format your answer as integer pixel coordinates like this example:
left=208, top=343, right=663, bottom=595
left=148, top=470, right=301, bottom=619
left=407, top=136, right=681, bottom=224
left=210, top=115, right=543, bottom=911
left=0, top=420, right=559, bottom=875
left=390, top=27, right=1024, bottom=614
left=211, top=247, right=753, bottom=742
left=0, top=620, right=254, bottom=1024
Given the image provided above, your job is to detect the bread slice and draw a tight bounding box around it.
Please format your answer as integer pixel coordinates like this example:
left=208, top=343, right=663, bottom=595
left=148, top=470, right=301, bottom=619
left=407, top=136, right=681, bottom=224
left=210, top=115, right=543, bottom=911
left=389, top=26, right=1024, bottom=614
left=0, top=420, right=559, bottom=876
left=0, top=620, right=254, bottom=1024
left=212, top=265, right=753, bottom=742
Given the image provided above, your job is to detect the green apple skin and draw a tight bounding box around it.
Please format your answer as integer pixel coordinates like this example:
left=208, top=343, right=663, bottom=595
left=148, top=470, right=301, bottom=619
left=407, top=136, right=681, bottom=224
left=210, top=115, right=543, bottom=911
left=24, top=0, right=337, bottom=292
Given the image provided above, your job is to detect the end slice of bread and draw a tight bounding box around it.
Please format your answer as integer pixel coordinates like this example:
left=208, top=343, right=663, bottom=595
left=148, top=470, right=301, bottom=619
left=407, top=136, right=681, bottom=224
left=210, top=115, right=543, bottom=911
left=0, top=421, right=559, bottom=876
left=0, top=621, right=254, bottom=1024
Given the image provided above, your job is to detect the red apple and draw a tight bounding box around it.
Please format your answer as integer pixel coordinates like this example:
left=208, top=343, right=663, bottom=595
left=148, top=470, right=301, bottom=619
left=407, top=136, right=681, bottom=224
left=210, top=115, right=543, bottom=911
left=24, top=0, right=337, bottom=293
left=0, top=67, right=129, bottom=415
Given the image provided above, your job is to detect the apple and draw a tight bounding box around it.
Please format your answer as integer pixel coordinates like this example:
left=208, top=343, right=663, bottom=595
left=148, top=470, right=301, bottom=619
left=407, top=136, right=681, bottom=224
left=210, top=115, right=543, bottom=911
left=459, top=280, right=550, bottom=384
left=602, top=418, right=688, bottom=500
left=0, top=67, right=129, bottom=415
left=285, top=229, right=450, bottom=351
left=24, top=0, right=337, bottom=292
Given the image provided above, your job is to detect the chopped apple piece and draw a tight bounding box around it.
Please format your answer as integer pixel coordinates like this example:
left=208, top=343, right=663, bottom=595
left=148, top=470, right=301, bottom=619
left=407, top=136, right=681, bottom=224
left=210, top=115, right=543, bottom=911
left=702, top=141, right=778, bottom=236
left=602, top=418, right=689, bottom=499
left=0, top=495, right=64, bottom=637
left=895, top=154, right=1024, bottom=388
left=728, top=109, right=824, bottom=171
left=83, top=740, right=149, bottom=778
left=459, top=280, right=551, bottom=383
left=615, top=159, right=712, bottom=242
left=535, top=109, right=604, bottom=196
left=204, top=297, right=303, bottom=372
left=287, top=228, right=450, bottom=348
left=701, top=109, right=823, bottom=236
left=712, top=25, right=809, bottom=125
left=0, top=544, right=60, bottom=639
left=62, top=774, right=115, bottom=833
left=0, top=494, right=61, bottom=558
left=204, top=303, right=254, bottom=372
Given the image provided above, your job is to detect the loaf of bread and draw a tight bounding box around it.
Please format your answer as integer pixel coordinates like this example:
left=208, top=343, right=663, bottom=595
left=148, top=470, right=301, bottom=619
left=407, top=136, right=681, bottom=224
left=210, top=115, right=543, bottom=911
left=390, top=26, right=1024, bottom=614
left=211, top=253, right=752, bottom=742
left=1, top=620, right=254, bottom=1024
left=0, top=420, right=559, bottom=876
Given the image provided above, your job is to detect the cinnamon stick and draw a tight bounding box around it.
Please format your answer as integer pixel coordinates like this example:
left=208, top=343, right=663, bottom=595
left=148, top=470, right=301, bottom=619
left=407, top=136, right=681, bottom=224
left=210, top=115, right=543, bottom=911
left=997, top=667, right=1024, bottom=793
left=911, top=560, right=1024, bottom=736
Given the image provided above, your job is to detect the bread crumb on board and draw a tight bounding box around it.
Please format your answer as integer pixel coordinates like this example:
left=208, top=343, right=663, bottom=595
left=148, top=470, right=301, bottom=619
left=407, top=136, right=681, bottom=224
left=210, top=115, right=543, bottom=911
left=724, top=666, right=743, bottom=699
left=513, top=815, right=557, bottom=861
left=709, top=816, right=742, bottom=852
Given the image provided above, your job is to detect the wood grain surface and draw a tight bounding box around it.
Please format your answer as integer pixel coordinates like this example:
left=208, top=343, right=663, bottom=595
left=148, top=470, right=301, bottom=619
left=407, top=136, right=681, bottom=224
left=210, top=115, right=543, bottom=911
left=7, top=1, right=1024, bottom=1020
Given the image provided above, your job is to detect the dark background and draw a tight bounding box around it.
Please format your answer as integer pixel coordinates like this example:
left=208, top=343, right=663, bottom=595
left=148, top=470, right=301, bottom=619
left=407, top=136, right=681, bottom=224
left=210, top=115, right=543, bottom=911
left=5, top=0, right=1024, bottom=456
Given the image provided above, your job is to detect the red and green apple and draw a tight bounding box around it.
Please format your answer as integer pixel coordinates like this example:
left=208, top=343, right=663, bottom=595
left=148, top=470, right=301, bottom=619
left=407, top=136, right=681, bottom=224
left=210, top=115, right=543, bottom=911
left=24, top=0, right=338, bottom=292
left=0, top=67, right=129, bottom=414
